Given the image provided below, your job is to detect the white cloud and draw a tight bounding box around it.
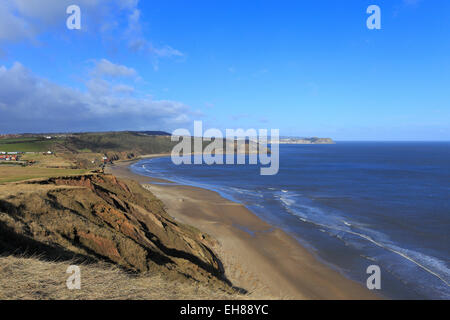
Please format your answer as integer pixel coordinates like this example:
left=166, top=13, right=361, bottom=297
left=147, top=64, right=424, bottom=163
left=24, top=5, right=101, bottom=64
left=113, top=84, right=135, bottom=94
left=127, top=8, right=142, bottom=35
left=119, top=0, right=139, bottom=10
left=129, top=39, right=185, bottom=71
left=150, top=45, right=184, bottom=58
left=85, top=78, right=111, bottom=96
left=0, top=62, right=192, bottom=133
left=92, top=59, right=138, bottom=78
left=124, top=7, right=184, bottom=70
left=129, top=38, right=148, bottom=52
left=0, top=1, right=33, bottom=41
left=0, top=0, right=185, bottom=69
left=0, top=0, right=184, bottom=70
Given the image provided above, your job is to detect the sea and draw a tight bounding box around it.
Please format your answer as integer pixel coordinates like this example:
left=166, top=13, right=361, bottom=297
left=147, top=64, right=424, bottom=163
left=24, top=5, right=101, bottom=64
left=130, top=142, right=450, bottom=299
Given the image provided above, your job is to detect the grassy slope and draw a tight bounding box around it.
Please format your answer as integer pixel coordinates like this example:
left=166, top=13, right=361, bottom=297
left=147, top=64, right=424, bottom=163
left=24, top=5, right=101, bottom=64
left=1, top=131, right=257, bottom=160
left=0, top=132, right=174, bottom=155
left=0, top=137, right=58, bottom=152
left=62, top=132, right=246, bottom=157
left=0, top=255, right=259, bottom=300
left=63, top=132, right=176, bottom=155
left=0, top=133, right=148, bottom=184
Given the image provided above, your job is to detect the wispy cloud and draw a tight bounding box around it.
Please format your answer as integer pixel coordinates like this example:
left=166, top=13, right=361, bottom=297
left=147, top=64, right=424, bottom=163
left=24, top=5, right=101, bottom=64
left=91, top=59, right=138, bottom=79
left=0, top=0, right=184, bottom=71
left=124, top=6, right=184, bottom=70
left=150, top=45, right=184, bottom=59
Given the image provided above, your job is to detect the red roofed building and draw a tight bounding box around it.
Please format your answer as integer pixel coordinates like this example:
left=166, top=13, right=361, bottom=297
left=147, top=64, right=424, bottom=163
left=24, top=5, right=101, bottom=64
left=0, top=155, right=19, bottom=161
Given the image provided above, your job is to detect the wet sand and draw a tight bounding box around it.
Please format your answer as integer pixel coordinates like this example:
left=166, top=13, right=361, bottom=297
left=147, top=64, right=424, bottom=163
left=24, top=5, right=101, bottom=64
left=106, top=159, right=380, bottom=299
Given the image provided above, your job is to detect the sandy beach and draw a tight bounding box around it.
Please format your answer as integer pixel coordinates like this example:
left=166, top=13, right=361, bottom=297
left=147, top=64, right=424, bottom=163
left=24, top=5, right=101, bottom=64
left=106, top=158, right=380, bottom=299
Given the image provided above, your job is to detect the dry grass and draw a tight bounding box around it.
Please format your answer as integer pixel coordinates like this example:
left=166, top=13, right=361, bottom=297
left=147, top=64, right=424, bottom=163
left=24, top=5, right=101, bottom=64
left=0, top=255, right=269, bottom=300
left=19, top=153, right=74, bottom=168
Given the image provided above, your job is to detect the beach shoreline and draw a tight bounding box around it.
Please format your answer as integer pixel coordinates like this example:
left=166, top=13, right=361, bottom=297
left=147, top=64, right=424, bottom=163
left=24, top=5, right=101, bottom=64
left=106, top=157, right=380, bottom=299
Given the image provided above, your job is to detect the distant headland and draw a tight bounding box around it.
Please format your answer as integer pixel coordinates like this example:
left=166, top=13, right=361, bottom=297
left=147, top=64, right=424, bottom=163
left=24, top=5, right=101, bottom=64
left=276, top=137, right=335, bottom=144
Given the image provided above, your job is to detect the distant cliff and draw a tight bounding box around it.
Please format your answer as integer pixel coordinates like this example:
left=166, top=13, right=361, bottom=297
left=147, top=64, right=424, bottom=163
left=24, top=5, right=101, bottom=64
left=276, top=137, right=335, bottom=144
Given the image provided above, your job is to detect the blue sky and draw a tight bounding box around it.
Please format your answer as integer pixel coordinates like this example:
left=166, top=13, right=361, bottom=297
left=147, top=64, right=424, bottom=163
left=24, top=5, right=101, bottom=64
left=0, top=0, right=449, bottom=140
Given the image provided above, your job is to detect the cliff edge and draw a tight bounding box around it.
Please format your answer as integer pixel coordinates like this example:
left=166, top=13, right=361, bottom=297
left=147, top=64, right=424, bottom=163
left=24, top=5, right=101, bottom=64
left=0, top=174, right=234, bottom=292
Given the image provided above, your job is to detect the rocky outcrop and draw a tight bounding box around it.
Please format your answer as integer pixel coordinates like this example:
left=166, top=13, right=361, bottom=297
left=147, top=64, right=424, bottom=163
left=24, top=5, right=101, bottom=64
left=0, top=174, right=232, bottom=291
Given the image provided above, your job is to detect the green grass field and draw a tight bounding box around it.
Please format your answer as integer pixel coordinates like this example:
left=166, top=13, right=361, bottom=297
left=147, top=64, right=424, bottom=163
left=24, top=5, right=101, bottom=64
left=0, top=137, right=39, bottom=143
left=0, top=138, right=56, bottom=152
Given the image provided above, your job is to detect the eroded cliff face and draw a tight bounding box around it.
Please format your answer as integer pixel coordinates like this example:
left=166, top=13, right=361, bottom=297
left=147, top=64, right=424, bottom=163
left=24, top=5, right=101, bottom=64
left=0, top=174, right=231, bottom=291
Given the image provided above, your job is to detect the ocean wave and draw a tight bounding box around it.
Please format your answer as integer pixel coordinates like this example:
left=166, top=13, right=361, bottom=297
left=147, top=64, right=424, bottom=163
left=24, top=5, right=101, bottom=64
left=275, top=191, right=450, bottom=290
